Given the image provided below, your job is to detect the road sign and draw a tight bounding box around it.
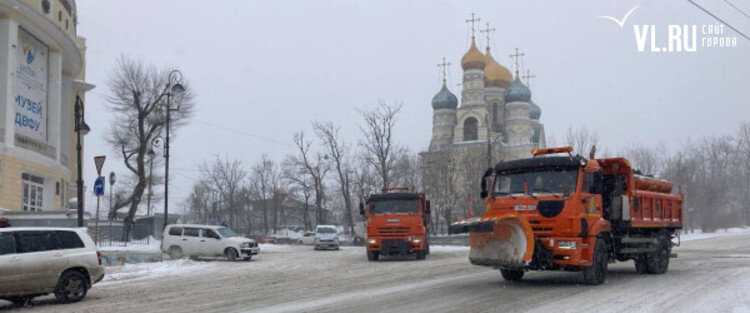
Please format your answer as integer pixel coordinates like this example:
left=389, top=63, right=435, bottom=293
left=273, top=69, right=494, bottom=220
left=94, top=155, right=106, bottom=176
left=109, top=171, right=116, bottom=185
left=93, top=176, right=105, bottom=197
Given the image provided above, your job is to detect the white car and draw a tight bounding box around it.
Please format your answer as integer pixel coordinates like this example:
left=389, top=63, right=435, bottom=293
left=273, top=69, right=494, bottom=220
left=298, top=232, right=316, bottom=245
left=314, top=225, right=340, bottom=250
left=0, top=227, right=105, bottom=306
left=161, top=224, right=260, bottom=261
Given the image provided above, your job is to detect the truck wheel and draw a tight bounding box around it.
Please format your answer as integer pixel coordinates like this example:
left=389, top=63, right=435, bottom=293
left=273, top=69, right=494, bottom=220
left=425, top=240, right=430, bottom=255
left=647, top=236, right=670, bottom=274
left=583, top=238, right=608, bottom=285
left=367, top=251, right=379, bottom=261
left=54, top=270, right=88, bottom=303
left=500, top=269, right=524, bottom=281
left=634, top=256, right=648, bottom=274
left=416, top=251, right=426, bottom=260
left=9, top=296, right=32, bottom=307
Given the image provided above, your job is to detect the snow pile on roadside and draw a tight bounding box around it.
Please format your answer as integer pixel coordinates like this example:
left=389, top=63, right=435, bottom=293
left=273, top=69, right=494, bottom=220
left=678, top=227, right=750, bottom=242
left=430, top=245, right=470, bottom=252
left=101, top=259, right=214, bottom=285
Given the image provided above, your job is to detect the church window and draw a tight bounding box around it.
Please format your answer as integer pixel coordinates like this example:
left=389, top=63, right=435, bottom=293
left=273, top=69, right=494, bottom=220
left=464, top=117, right=478, bottom=141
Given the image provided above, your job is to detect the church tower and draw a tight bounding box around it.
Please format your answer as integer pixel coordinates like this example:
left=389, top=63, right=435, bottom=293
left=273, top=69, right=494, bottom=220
left=430, top=59, right=458, bottom=151
left=455, top=16, right=489, bottom=143
left=503, top=76, right=536, bottom=159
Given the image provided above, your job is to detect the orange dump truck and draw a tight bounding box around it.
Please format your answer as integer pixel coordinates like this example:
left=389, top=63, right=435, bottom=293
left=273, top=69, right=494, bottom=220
left=359, top=188, right=431, bottom=261
left=450, top=147, right=683, bottom=285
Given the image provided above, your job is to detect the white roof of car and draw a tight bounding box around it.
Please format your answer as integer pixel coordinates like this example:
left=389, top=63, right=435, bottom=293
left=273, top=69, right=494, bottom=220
left=166, top=224, right=226, bottom=229
left=0, top=227, right=88, bottom=232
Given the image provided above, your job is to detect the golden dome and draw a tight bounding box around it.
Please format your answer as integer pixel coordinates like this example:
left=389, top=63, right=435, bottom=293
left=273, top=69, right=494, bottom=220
left=484, top=49, right=513, bottom=89
left=461, top=38, right=485, bottom=71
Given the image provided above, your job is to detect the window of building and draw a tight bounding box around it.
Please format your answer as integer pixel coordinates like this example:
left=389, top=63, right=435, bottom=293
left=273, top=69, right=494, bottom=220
left=22, top=173, right=44, bottom=211
left=463, top=117, right=478, bottom=141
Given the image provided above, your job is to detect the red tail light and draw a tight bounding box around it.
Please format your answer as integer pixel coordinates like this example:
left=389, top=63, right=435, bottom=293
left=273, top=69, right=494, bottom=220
left=97, top=251, right=102, bottom=265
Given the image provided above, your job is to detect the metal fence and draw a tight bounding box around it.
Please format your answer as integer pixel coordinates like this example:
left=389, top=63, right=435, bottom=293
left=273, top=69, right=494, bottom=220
left=94, top=220, right=156, bottom=247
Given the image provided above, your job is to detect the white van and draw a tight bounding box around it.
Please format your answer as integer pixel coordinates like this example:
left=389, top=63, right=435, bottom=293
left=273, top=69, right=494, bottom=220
left=314, top=225, right=340, bottom=250
left=0, top=227, right=105, bottom=306
left=161, top=224, right=260, bottom=261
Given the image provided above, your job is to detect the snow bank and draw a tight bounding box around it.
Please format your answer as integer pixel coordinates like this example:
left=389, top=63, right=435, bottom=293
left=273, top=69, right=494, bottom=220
left=100, top=258, right=216, bottom=286
left=678, top=227, right=750, bottom=242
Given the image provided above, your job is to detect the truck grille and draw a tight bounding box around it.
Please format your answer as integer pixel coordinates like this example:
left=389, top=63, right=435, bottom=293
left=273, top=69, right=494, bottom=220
left=377, top=227, right=410, bottom=238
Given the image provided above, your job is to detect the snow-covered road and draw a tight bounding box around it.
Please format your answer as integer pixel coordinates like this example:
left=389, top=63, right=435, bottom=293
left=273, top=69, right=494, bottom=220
left=4, top=230, right=750, bottom=313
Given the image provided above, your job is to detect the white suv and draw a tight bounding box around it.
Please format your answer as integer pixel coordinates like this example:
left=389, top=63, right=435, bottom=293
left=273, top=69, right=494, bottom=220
left=161, top=224, right=260, bottom=261
left=314, top=225, right=340, bottom=250
left=0, top=227, right=105, bottom=306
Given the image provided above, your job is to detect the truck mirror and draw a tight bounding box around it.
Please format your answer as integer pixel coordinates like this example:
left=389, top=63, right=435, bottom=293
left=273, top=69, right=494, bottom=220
left=425, top=200, right=431, bottom=215
left=588, top=172, right=603, bottom=194
left=359, top=202, right=365, bottom=215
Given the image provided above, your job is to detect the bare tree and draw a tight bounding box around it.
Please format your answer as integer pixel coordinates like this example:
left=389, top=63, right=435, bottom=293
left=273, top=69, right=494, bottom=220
left=105, top=56, right=194, bottom=239
left=314, top=121, right=355, bottom=235
left=358, top=101, right=407, bottom=189
left=291, top=132, right=329, bottom=226
left=249, top=155, right=276, bottom=234
left=621, top=143, right=666, bottom=176
left=738, top=122, right=750, bottom=225
left=282, top=156, right=314, bottom=230
left=564, top=125, right=599, bottom=157
left=199, top=155, right=247, bottom=229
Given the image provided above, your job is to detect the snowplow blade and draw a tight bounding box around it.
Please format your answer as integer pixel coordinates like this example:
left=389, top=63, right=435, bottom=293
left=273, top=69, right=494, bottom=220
left=450, top=215, right=535, bottom=268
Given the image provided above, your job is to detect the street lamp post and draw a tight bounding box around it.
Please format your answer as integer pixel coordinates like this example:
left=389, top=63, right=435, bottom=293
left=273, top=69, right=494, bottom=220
left=74, top=94, right=91, bottom=227
left=163, top=70, right=185, bottom=231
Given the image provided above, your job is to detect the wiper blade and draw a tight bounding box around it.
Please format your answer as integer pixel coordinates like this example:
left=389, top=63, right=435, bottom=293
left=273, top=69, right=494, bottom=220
left=531, top=188, right=561, bottom=199
left=495, top=192, right=516, bottom=199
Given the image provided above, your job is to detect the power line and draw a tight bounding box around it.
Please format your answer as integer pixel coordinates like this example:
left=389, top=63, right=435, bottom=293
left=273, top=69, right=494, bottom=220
left=687, top=0, right=750, bottom=41
left=194, top=119, right=293, bottom=147
left=723, top=0, right=750, bottom=18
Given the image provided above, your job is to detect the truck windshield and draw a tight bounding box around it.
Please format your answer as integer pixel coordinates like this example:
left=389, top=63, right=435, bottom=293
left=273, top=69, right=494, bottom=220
left=494, top=166, right=578, bottom=195
left=217, top=227, right=237, bottom=238
left=370, top=199, right=418, bottom=214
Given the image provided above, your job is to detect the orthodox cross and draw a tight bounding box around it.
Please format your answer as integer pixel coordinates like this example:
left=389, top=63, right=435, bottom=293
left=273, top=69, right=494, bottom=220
left=466, top=13, right=481, bottom=38
left=438, top=57, right=451, bottom=85
left=480, top=23, right=496, bottom=51
left=522, top=69, right=536, bottom=87
left=510, top=47, right=525, bottom=78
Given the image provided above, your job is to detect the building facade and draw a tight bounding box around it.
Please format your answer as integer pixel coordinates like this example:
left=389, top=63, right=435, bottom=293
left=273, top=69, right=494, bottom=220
left=427, top=32, right=545, bottom=167
left=0, top=0, right=92, bottom=213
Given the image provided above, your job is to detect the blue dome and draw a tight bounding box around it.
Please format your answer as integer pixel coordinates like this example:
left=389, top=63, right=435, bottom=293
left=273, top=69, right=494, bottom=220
left=504, top=77, right=531, bottom=103
left=530, top=100, right=541, bottom=120
left=431, top=84, right=458, bottom=110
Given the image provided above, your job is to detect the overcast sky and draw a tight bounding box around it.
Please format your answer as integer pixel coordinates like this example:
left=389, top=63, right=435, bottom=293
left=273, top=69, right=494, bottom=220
left=76, top=0, right=749, bottom=214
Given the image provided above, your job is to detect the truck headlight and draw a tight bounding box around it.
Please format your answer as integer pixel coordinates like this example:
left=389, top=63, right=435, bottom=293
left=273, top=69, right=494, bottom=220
left=411, top=238, right=422, bottom=243
left=366, top=238, right=376, bottom=244
left=558, top=241, right=577, bottom=250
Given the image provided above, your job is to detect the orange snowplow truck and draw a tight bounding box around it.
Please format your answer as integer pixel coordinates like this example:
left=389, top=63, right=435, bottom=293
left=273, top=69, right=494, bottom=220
left=450, top=147, right=683, bottom=285
left=359, top=187, right=431, bottom=261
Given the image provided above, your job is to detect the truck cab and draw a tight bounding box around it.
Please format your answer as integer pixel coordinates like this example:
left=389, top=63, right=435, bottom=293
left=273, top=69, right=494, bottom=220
left=359, top=188, right=431, bottom=261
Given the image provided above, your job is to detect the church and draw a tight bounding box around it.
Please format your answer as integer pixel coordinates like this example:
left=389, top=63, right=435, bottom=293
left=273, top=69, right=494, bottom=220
left=426, top=16, right=546, bottom=166
left=421, top=15, right=547, bottom=227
